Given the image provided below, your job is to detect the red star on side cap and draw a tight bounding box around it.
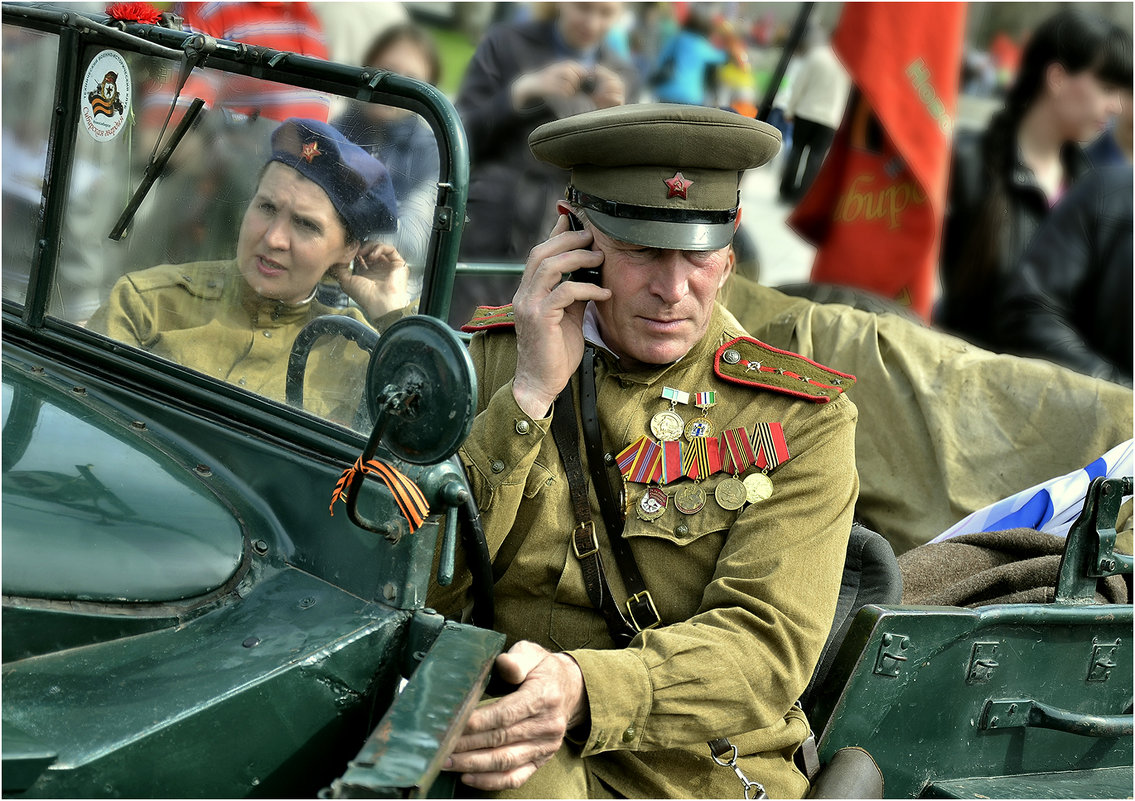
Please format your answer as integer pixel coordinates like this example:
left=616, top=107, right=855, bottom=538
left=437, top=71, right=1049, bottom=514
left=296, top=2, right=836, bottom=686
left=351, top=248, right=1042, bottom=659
left=664, top=171, right=692, bottom=200
left=301, top=141, right=321, bottom=163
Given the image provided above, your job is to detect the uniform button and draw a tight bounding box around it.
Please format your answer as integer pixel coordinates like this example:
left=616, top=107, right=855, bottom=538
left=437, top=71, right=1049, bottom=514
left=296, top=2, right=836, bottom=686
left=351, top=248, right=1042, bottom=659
left=515, top=420, right=530, bottom=434
left=676, top=523, right=690, bottom=537
left=545, top=477, right=556, bottom=486
left=604, top=452, right=614, bottom=464
left=622, top=725, right=636, bottom=743
left=238, top=378, right=247, bottom=386
left=263, top=330, right=272, bottom=338
left=722, top=349, right=740, bottom=365
left=206, top=280, right=219, bottom=288
left=490, top=460, right=505, bottom=473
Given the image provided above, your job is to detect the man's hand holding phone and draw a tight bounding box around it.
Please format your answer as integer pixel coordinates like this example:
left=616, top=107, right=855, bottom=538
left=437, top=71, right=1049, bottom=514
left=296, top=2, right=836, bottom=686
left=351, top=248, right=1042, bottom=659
left=510, top=213, right=610, bottom=419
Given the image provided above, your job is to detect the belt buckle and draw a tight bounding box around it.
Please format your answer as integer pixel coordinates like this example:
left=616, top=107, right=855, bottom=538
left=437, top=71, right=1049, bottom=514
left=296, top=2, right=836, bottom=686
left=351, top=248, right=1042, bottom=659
left=626, top=590, right=661, bottom=631
left=572, top=521, right=599, bottom=559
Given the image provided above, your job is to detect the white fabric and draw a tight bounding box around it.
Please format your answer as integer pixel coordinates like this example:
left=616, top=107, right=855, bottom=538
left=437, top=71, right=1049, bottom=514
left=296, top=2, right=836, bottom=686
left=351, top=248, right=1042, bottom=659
left=930, top=439, right=1134, bottom=542
left=786, top=44, right=852, bottom=129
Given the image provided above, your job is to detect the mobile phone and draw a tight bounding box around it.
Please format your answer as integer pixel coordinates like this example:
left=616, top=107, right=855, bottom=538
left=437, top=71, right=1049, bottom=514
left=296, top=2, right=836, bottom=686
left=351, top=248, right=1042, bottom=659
left=566, top=212, right=603, bottom=285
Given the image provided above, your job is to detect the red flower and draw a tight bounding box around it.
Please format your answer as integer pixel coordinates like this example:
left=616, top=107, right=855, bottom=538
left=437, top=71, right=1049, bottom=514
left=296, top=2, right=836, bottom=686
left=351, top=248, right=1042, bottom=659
left=106, top=2, right=162, bottom=25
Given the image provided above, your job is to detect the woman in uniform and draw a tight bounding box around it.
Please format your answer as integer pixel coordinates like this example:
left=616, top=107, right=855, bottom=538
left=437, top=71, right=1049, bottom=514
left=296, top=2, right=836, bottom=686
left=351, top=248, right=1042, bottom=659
left=89, top=118, right=410, bottom=426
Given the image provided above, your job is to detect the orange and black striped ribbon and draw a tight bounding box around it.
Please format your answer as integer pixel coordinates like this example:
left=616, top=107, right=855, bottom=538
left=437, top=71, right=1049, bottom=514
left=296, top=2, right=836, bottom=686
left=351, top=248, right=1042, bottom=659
left=329, top=455, right=430, bottom=532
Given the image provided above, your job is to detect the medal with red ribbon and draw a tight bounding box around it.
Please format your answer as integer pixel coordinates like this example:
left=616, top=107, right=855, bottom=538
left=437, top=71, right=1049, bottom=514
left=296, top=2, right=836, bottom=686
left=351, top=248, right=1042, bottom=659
left=660, top=439, right=685, bottom=485
left=715, top=427, right=753, bottom=511
left=746, top=422, right=790, bottom=503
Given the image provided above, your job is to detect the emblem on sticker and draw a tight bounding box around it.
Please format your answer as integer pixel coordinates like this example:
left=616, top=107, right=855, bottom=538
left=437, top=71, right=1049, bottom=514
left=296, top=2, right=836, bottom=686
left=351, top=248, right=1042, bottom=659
left=81, top=50, right=132, bottom=142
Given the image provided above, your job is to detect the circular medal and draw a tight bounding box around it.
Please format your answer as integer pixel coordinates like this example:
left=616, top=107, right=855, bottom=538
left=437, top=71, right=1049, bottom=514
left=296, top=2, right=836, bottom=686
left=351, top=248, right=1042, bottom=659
left=714, top=476, right=747, bottom=511
left=650, top=410, right=685, bottom=441
left=744, top=472, right=774, bottom=503
left=636, top=487, right=668, bottom=521
left=684, top=417, right=714, bottom=440
left=674, top=484, right=706, bottom=515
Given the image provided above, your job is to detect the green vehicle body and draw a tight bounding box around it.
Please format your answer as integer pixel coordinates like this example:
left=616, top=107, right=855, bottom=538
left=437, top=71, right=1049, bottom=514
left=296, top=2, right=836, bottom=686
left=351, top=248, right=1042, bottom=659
left=1, top=5, right=1130, bottom=798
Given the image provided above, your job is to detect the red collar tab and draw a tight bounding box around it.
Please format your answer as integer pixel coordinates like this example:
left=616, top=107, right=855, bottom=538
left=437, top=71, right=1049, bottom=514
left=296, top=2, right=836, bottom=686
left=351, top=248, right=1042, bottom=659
left=461, top=304, right=516, bottom=333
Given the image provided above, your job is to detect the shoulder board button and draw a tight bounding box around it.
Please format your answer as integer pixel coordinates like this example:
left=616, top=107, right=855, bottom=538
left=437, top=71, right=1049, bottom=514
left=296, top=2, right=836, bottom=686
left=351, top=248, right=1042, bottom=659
left=461, top=303, right=516, bottom=333
left=126, top=262, right=226, bottom=300
left=714, top=336, right=855, bottom=403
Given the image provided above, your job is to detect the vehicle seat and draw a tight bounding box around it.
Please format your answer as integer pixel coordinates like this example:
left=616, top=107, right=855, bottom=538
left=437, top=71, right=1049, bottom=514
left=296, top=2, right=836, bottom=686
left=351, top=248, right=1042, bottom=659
left=800, top=523, right=903, bottom=719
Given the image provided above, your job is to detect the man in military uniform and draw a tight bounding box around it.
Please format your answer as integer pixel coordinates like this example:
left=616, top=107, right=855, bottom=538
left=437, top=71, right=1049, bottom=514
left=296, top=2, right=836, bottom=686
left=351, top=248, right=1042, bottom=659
left=88, top=118, right=411, bottom=426
left=436, top=105, right=859, bottom=798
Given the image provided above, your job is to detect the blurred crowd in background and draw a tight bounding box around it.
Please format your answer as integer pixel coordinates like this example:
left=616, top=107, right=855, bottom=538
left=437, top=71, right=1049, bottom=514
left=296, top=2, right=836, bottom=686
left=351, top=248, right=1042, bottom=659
left=9, top=1, right=1132, bottom=386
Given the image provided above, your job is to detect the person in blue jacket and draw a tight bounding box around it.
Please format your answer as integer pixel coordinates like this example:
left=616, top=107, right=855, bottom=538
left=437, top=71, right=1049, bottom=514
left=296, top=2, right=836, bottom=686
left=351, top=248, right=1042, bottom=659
left=651, top=7, right=727, bottom=107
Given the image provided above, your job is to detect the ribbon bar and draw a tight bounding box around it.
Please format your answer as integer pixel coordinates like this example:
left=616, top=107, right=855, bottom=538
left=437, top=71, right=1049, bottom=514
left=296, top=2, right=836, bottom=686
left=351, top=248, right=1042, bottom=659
left=752, top=422, right=790, bottom=472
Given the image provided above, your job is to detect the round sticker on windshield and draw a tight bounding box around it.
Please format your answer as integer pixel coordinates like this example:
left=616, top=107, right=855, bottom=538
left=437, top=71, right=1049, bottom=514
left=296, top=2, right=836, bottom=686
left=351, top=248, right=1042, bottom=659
left=80, top=50, right=132, bottom=142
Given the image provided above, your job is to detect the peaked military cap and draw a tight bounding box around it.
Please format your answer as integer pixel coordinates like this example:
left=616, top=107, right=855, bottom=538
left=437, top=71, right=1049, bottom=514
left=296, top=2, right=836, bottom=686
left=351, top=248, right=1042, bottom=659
left=529, top=104, right=781, bottom=251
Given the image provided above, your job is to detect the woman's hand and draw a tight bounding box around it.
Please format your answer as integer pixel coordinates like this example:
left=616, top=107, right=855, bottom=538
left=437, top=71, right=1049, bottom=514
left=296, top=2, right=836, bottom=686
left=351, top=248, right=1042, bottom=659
left=511, top=214, right=610, bottom=419
left=328, top=242, right=411, bottom=321
left=446, top=641, right=588, bottom=792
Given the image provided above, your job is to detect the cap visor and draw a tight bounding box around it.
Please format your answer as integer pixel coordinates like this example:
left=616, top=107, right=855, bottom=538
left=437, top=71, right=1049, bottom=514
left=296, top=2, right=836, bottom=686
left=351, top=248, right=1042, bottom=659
left=586, top=208, right=734, bottom=252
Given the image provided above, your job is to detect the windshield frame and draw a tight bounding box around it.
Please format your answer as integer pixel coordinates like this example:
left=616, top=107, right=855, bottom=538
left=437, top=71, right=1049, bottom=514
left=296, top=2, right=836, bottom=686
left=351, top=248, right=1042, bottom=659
left=1, top=2, right=469, bottom=454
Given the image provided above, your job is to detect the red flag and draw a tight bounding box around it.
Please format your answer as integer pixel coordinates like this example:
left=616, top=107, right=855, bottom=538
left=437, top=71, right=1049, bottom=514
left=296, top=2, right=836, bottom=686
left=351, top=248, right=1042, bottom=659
left=788, top=3, right=966, bottom=320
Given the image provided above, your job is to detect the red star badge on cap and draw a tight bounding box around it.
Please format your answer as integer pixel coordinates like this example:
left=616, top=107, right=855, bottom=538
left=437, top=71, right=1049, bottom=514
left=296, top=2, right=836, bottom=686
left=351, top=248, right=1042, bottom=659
left=301, top=140, right=321, bottom=163
left=664, top=171, right=692, bottom=200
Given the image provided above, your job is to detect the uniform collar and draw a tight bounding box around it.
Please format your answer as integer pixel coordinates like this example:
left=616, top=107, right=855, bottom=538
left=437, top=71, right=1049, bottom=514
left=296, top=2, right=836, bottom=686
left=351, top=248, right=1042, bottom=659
left=234, top=263, right=319, bottom=327
left=587, top=301, right=735, bottom=385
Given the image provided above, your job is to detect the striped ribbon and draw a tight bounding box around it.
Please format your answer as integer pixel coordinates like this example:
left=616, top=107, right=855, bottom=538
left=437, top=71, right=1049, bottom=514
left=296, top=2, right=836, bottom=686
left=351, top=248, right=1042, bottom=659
left=720, top=427, right=756, bottom=474
left=661, top=439, right=684, bottom=484
left=330, top=455, right=430, bottom=532
left=617, top=436, right=652, bottom=476
left=682, top=437, right=722, bottom=480
left=630, top=439, right=662, bottom=484
left=752, top=422, right=790, bottom=471
left=661, top=386, right=690, bottom=405
left=694, top=391, right=716, bottom=408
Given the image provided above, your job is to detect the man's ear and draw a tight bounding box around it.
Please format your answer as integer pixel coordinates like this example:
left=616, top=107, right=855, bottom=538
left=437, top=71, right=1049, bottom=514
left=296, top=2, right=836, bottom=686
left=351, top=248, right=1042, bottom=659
left=719, top=247, right=736, bottom=289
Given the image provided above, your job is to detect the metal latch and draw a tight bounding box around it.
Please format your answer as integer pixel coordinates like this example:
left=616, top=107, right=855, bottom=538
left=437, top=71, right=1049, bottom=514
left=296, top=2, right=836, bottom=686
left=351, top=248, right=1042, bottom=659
left=967, top=641, right=1000, bottom=684
left=1088, top=638, right=1120, bottom=682
left=874, top=632, right=910, bottom=677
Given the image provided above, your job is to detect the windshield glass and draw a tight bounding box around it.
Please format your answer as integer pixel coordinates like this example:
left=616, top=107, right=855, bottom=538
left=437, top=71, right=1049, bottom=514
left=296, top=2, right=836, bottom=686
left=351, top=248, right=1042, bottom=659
left=23, top=36, right=440, bottom=432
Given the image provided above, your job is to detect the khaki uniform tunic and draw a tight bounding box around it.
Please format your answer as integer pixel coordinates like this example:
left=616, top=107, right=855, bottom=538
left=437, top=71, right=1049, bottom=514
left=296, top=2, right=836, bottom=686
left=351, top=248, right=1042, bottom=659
left=87, top=260, right=379, bottom=426
left=438, top=302, right=859, bottom=798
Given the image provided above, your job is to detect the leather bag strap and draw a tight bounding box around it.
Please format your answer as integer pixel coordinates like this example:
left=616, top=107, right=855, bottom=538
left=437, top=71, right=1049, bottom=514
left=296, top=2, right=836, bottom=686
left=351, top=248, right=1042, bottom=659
left=551, top=376, right=638, bottom=646
left=580, top=348, right=662, bottom=633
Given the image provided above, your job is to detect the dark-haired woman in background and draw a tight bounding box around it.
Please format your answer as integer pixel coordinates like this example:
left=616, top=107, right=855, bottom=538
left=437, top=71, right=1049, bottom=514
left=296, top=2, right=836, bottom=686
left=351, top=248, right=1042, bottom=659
left=936, top=10, right=1131, bottom=349
left=334, top=23, right=442, bottom=284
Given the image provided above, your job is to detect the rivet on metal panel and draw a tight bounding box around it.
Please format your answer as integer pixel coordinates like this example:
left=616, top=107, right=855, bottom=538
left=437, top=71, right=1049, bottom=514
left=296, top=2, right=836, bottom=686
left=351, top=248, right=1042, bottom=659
left=252, top=539, right=269, bottom=555
left=299, top=596, right=316, bottom=609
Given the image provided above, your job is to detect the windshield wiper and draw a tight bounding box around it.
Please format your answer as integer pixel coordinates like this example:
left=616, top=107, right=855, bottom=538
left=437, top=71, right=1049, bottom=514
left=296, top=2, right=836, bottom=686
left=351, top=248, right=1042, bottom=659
left=109, top=32, right=215, bottom=241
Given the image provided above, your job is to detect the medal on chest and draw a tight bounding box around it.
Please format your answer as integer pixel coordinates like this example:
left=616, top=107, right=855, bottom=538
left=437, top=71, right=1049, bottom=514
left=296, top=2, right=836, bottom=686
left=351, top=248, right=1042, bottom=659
left=650, top=386, right=689, bottom=441
left=636, top=485, right=669, bottom=521
left=684, top=391, right=716, bottom=441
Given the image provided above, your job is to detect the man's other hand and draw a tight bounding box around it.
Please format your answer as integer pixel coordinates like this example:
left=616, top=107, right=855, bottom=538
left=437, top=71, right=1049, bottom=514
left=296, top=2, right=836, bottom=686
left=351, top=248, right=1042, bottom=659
left=446, top=640, right=588, bottom=792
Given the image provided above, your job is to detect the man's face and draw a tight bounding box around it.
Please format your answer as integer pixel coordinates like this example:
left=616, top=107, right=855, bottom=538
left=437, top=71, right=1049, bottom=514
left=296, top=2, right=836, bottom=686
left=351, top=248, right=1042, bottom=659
left=587, top=220, right=732, bottom=369
left=236, top=162, right=358, bottom=304
left=557, top=2, right=621, bottom=51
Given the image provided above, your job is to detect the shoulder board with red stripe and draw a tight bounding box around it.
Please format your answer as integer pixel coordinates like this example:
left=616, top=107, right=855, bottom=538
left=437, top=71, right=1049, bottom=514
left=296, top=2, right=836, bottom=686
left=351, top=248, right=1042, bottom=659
left=714, top=336, right=855, bottom=403
left=461, top=303, right=516, bottom=333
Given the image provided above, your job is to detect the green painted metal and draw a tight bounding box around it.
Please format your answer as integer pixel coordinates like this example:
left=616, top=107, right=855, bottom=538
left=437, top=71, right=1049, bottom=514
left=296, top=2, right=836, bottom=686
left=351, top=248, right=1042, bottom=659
left=2, top=365, right=245, bottom=603
left=1056, top=476, right=1134, bottom=603
left=813, top=603, right=1134, bottom=798
left=4, top=567, right=408, bottom=797
left=921, top=766, right=1132, bottom=799
left=332, top=618, right=506, bottom=797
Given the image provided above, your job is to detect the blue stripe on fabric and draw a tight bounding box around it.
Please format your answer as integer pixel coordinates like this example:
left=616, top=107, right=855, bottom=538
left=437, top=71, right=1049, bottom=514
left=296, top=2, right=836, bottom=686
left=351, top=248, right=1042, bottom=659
left=1084, top=457, right=1107, bottom=481
left=985, top=489, right=1055, bottom=532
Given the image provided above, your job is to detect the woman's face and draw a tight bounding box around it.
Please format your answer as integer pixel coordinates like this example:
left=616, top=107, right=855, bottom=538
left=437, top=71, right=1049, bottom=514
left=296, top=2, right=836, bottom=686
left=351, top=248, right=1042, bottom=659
left=364, top=38, right=434, bottom=122
left=236, top=162, right=358, bottom=304
left=1049, top=64, right=1127, bottom=142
